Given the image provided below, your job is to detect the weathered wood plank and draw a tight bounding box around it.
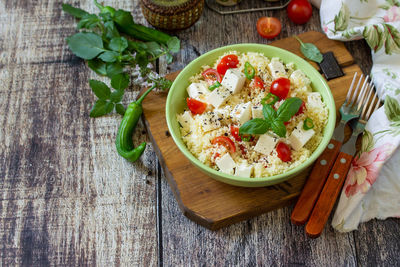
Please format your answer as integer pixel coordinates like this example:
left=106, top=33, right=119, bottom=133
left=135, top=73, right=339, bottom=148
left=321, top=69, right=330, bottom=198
left=0, top=0, right=158, bottom=266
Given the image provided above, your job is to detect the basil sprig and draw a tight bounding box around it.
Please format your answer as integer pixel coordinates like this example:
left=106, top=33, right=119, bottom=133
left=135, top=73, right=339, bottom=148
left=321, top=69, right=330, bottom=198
left=239, top=97, right=303, bottom=137
left=294, top=36, right=323, bottom=64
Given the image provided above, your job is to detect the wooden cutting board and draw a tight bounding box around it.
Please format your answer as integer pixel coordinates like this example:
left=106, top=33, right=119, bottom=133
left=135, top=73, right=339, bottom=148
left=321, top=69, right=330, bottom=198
left=142, top=31, right=359, bottom=230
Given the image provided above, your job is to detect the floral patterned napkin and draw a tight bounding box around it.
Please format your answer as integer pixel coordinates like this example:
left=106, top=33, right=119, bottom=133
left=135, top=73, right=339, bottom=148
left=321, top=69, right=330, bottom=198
left=317, top=0, right=400, bottom=232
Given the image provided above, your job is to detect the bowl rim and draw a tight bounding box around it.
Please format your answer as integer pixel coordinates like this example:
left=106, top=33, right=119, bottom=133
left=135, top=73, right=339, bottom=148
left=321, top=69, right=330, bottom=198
left=166, top=43, right=336, bottom=187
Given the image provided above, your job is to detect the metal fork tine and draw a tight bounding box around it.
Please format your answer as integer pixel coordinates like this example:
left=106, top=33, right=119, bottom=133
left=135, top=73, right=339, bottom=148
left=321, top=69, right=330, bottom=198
left=364, top=94, right=379, bottom=121
left=355, top=75, right=370, bottom=108
left=344, top=72, right=358, bottom=105
left=360, top=84, right=375, bottom=120
left=348, top=73, right=364, bottom=106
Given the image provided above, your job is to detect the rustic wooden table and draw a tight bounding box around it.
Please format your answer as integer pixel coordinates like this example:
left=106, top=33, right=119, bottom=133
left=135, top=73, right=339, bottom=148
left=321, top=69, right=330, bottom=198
left=1, top=0, right=399, bottom=266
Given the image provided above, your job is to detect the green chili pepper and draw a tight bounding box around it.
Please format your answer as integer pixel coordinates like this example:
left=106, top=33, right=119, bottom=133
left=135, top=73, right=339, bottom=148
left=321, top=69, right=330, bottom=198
left=303, top=117, right=314, bottom=130
left=209, top=81, right=221, bottom=91
left=261, top=93, right=279, bottom=106
left=244, top=62, right=255, bottom=80
left=115, top=85, right=156, bottom=162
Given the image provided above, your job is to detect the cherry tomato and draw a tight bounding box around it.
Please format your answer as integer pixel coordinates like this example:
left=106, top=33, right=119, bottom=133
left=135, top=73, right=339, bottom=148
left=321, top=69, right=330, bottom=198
left=217, top=54, right=239, bottom=75
left=211, top=136, right=236, bottom=153
left=256, top=17, right=282, bottom=39
left=276, top=142, right=292, bottom=162
left=270, top=77, right=290, bottom=99
left=253, top=76, right=265, bottom=90
left=296, top=101, right=306, bottom=115
left=186, top=98, right=207, bottom=115
left=287, top=0, right=312, bottom=25
left=202, top=68, right=222, bottom=85
left=230, top=125, right=242, bottom=142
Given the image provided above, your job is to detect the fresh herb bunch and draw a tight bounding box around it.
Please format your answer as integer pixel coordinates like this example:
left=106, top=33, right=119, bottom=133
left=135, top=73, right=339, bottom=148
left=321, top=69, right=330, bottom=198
left=62, top=1, right=179, bottom=117
left=294, top=36, right=323, bottom=64
left=239, top=97, right=303, bottom=137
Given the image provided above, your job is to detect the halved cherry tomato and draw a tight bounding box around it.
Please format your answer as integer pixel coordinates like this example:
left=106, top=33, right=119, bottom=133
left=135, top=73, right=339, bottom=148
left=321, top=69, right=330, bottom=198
left=252, top=76, right=265, bottom=90
left=270, top=77, right=290, bottom=99
left=187, top=98, right=207, bottom=115
left=217, top=54, right=239, bottom=75
left=287, top=0, right=312, bottom=25
left=230, top=125, right=242, bottom=142
left=256, top=17, right=282, bottom=39
left=276, top=142, right=292, bottom=162
left=202, top=68, right=222, bottom=85
left=211, top=136, right=236, bottom=153
left=296, top=101, right=306, bottom=115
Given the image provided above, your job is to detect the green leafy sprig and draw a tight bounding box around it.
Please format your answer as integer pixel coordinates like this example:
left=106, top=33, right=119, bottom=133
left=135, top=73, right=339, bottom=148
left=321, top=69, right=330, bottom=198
left=239, top=97, right=303, bottom=137
left=62, top=1, right=180, bottom=117
left=294, top=36, right=323, bottom=64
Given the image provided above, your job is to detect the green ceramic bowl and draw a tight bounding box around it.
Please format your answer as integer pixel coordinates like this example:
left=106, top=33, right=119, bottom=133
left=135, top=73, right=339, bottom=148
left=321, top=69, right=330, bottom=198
left=166, top=44, right=336, bottom=187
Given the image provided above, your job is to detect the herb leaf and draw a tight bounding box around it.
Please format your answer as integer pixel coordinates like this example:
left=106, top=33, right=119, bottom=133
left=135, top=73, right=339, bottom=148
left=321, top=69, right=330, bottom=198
left=62, top=3, right=89, bottom=19
left=145, top=42, right=163, bottom=57
left=167, top=37, right=180, bottom=53
left=271, top=120, right=286, bottom=137
left=90, top=99, right=114, bottom=117
left=89, top=80, right=111, bottom=100
left=111, top=73, right=130, bottom=90
left=104, top=21, right=120, bottom=39
left=98, top=51, right=119, bottom=62
left=106, top=63, right=124, bottom=78
left=263, top=104, right=277, bottom=121
left=77, top=14, right=101, bottom=29
left=67, top=32, right=104, bottom=60
left=276, top=97, right=303, bottom=122
left=294, top=36, right=323, bottom=63
left=109, top=37, right=128, bottom=52
left=239, top=118, right=270, bottom=135
left=88, top=59, right=107, bottom=76
left=115, top=103, right=126, bottom=115
left=110, top=90, right=124, bottom=103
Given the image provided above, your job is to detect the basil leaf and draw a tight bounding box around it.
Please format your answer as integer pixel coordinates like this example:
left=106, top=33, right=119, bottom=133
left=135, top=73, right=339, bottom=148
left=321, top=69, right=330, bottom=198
left=115, top=103, right=126, bottom=115
left=128, top=40, right=148, bottom=53
left=62, top=3, right=89, bottom=19
left=98, top=51, right=119, bottom=63
left=300, top=43, right=323, bottom=63
left=167, top=37, right=180, bottom=53
left=90, top=99, right=114, bottom=117
left=106, top=63, right=124, bottom=78
left=165, top=53, right=174, bottom=64
left=104, top=21, right=120, bottom=39
left=88, top=59, right=107, bottom=76
left=89, top=80, right=111, bottom=100
left=384, top=95, right=400, bottom=122
left=262, top=104, right=277, bottom=121
left=111, top=73, right=129, bottom=90
left=67, top=32, right=104, bottom=60
left=110, top=90, right=124, bottom=103
left=135, top=51, right=149, bottom=68
left=270, top=120, right=286, bottom=137
left=239, top=118, right=270, bottom=135
left=109, top=37, right=128, bottom=52
left=145, top=42, right=163, bottom=57
left=77, top=14, right=100, bottom=29
left=276, top=97, right=303, bottom=122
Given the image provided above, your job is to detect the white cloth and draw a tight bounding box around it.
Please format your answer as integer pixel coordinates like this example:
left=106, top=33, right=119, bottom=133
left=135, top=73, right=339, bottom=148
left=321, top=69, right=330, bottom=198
left=318, top=0, right=400, bottom=232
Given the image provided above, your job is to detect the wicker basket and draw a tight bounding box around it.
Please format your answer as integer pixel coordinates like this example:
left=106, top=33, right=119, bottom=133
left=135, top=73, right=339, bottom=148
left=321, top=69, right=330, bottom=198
left=140, top=0, right=205, bottom=30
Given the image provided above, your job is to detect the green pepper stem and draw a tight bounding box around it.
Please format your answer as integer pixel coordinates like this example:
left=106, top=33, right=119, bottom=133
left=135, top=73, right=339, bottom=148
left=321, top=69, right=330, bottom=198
left=294, top=36, right=305, bottom=47
left=137, top=84, right=157, bottom=104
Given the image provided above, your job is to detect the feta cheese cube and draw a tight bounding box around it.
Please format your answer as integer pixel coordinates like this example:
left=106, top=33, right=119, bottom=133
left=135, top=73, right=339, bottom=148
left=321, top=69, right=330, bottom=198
left=187, top=82, right=208, bottom=100
left=200, top=111, right=221, bottom=132
left=206, top=85, right=231, bottom=108
left=216, top=153, right=236, bottom=175
left=254, top=134, right=278, bottom=155
left=289, top=121, right=315, bottom=151
left=251, top=105, right=264, bottom=119
left=235, top=164, right=253, bottom=177
left=214, top=107, right=232, bottom=123
left=231, top=102, right=252, bottom=125
left=177, top=111, right=193, bottom=129
left=268, top=58, right=287, bottom=79
left=290, top=70, right=311, bottom=88
left=221, top=68, right=246, bottom=94
left=307, top=92, right=324, bottom=109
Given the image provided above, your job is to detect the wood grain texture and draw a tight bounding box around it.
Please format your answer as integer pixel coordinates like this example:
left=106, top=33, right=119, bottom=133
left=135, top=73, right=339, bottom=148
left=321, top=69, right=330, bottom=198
left=0, top=0, right=399, bottom=266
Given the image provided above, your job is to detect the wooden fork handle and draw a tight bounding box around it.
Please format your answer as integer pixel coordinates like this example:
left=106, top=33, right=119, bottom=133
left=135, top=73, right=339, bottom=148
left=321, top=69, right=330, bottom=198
left=291, top=139, right=342, bottom=225
left=305, top=152, right=353, bottom=238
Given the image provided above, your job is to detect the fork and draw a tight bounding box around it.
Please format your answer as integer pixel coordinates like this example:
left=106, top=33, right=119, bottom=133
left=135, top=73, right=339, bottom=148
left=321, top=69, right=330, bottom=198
left=305, top=84, right=381, bottom=238
left=291, top=73, right=373, bottom=225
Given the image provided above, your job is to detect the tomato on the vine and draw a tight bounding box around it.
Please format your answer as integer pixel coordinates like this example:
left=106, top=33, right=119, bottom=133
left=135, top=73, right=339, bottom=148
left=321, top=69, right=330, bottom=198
left=256, top=17, right=282, bottom=39
left=217, top=54, right=239, bottom=75
left=202, top=68, right=222, bottom=85
left=287, top=0, right=312, bottom=25
left=276, top=142, right=292, bottom=162
left=186, top=98, right=207, bottom=115
left=211, top=136, right=236, bottom=153
left=270, top=77, right=290, bottom=99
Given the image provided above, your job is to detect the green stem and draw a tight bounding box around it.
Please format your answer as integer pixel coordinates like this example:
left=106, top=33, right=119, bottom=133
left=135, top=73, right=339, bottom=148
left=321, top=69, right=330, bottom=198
left=294, top=36, right=305, bottom=47
left=137, top=84, right=156, bottom=104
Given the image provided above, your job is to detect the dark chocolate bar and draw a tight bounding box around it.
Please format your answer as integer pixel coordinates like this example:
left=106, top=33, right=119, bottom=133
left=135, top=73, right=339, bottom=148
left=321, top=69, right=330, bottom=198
left=318, top=51, right=344, bottom=80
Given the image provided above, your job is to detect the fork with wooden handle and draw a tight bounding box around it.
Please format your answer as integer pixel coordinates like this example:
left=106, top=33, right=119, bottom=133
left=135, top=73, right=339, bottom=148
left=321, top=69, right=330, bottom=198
left=291, top=73, right=371, bottom=225
left=305, top=84, right=381, bottom=238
